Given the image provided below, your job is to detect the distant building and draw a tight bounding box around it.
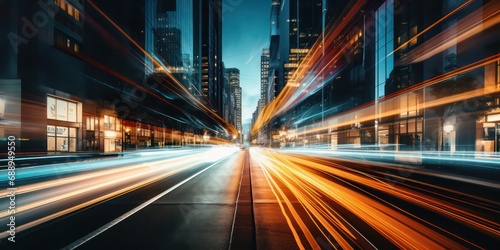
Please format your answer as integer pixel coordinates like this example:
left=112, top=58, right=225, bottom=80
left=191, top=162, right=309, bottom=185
left=261, top=49, right=270, bottom=103
left=226, top=68, right=242, bottom=136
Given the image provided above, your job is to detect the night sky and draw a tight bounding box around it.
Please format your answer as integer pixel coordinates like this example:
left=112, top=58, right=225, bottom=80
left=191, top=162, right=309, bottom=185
left=222, top=0, right=270, bottom=129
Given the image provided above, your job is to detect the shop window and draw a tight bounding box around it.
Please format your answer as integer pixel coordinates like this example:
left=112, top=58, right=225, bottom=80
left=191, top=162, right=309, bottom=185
left=47, top=96, right=78, bottom=122
left=47, top=125, right=76, bottom=152
left=408, top=119, right=416, bottom=133
left=47, top=97, right=56, bottom=119
left=68, top=102, right=77, bottom=122
left=47, top=125, right=56, bottom=151
left=399, top=93, right=420, bottom=118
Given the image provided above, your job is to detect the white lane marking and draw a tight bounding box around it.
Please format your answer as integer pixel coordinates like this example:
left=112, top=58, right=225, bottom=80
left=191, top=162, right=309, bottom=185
left=228, top=153, right=247, bottom=249
left=63, top=155, right=232, bottom=250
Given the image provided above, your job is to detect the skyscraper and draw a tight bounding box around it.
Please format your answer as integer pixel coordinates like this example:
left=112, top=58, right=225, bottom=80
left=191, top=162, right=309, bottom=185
left=193, top=0, right=223, bottom=115
left=155, top=0, right=195, bottom=90
left=280, top=0, right=323, bottom=93
left=268, top=0, right=281, bottom=101
left=155, top=27, right=183, bottom=69
left=261, top=49, right=270, bottom=102
left=226, top=68, right=242, bottom=136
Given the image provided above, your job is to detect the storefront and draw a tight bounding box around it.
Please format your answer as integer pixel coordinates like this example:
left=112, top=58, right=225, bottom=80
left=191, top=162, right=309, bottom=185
left=47, top=95, right=80, bottom=152
left=482, top=114, right=500, bottom=152
left=103, top=115, right=122, bottom=152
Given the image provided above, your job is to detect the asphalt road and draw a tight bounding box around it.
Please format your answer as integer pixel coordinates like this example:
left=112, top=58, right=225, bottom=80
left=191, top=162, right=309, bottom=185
left=1, top=146, right=499, bottom=249
left=0, top=147, right=246, bottom=249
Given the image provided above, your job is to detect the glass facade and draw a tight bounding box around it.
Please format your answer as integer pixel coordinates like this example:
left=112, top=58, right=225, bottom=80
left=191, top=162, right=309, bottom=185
left=375, top=0, right=394, bottom=99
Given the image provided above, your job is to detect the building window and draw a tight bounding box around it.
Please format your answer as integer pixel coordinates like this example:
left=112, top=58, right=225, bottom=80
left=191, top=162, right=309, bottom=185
left=58, top=0, right=67, bottom=11
left=47, top=125, right=77, bottom=152
left=399, top=92, right=421, bottom=118
left=86, top=117, right=96, bottom=131
left=66, top=38, right=71, bottom=48
left=47, top=96, right=77, bottom=122
left=104, top=115, right=120, bottom=131
left=74, top=10, right=80, bottom=21
left=56, top=0, right=81, bottom=22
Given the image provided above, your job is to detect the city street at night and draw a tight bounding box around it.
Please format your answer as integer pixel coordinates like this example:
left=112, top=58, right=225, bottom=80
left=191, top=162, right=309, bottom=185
left=1, top=147, right=499, bottom=249
left=2, top=0, right=500, bottom=249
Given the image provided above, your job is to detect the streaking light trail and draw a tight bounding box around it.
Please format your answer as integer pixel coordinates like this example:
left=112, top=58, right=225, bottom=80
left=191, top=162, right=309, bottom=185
left=250, top=147, right=500, bottom=249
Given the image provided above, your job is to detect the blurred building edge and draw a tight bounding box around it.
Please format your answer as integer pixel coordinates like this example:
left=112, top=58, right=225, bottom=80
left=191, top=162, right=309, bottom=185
left=0, top=0, right=228, bottom=154
left=251, top=0, right=500, bottom=154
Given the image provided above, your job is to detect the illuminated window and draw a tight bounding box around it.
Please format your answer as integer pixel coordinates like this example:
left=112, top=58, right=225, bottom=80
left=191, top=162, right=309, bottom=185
left=67, top=4, right=73, bottom=17
left=110, top=116, right=116, bottom=130
left=104, top=115, right=110, bottom=130
left=66, top=39, right=71, bottom=48
left=74, top=43, right=79, bottom=53
left=47, top=125, right=76, bottom=152
left=57, top=0, right=81, bottom=21
left=86, top=117, right=95, bottom=131
left=59, top=1, right=67, bottom=11
left=47, top=96, right=77, bottom=122
left=75, top=10, right=80, bottom=21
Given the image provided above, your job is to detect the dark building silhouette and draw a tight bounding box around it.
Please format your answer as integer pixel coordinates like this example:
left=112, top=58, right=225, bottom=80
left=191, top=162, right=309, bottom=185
left=193, top=0, right=223, bottom=116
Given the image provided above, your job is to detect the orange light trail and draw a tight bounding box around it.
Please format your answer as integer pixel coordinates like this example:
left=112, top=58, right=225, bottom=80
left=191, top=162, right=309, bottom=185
left=250, top=148, right=499, bottom=249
